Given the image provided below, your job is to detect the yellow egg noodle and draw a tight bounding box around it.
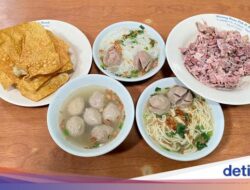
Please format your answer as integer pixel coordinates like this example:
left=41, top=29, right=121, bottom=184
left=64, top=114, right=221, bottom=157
left=143, top=97, right=213, bottom=154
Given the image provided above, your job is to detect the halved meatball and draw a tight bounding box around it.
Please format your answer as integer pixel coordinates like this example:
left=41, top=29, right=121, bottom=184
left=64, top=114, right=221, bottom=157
left=167, top=86, right=193, bottom=107
left=133, top=51, right=155, bottom=71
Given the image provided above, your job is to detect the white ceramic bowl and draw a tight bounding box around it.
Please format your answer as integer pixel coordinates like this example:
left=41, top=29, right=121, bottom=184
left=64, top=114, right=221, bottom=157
left=47, top=74, right=134, bottom=157
left=93, top=21, right=166, bottom=82
left=136, top=77, right=224, bottom=161
left=166, top=14, right=250, bottom=105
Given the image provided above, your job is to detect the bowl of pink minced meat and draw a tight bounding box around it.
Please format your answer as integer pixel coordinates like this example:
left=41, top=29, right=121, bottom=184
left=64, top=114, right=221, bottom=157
left=166, top=14, right=250, bottom=105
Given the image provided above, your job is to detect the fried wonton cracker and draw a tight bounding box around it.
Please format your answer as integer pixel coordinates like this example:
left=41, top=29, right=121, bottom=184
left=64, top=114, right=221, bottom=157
left=0, top=51, right=20, bottom=89
left=0, top=21, right=73, bottom=101
left=0, top=27, right=25, bottom=88
left=17, top=74, right=54, bottom=92
left=17, top=22, right=63, bottom=78
left=16, top=30, right=73, bottom=92
left=46, top=30, right=73, bottom=73
left=0, top=33, right=22, bottom=63
left=0, top=71, right=13, bottom=90
left=17, top=73, right=69, bottom=101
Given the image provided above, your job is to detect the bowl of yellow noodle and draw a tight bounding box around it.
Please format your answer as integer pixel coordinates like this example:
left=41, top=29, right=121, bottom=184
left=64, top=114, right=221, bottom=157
left=136, top=77, right=224, bottom=161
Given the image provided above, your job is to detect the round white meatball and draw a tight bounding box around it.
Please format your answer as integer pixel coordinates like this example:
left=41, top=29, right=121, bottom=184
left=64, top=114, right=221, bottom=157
left=103, top=102, right=121, bottom=123
left=91, top=125, right=114, bottom=143
left=65, top=116, right=85, bottom=137
left=89, top=91, right=105, bottom=110
left=67, top=97, right=85, bottom=116
left=83, top=107, right=102, bottom=126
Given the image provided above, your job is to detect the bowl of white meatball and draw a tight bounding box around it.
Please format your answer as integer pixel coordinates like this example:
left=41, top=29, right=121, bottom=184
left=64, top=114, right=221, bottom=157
left=47, top=74, right=134, bottom=157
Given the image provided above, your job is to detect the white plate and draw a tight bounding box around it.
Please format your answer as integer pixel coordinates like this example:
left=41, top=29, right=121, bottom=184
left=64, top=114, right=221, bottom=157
left=93, top=21, right=166, bottom=82
left=136, top=77, right=224, bottom=161
left=166, top=14, right=250, bottom=105
left=0, top=19, right=92, bottom=107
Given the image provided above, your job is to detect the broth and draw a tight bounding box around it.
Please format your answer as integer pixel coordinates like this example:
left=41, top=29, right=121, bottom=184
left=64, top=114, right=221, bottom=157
left=59, top=85, right=125, bottom=149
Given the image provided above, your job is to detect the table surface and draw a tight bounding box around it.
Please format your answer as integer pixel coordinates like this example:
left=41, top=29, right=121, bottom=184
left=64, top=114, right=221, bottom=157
left=0, top=0, right=250, bottom=178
